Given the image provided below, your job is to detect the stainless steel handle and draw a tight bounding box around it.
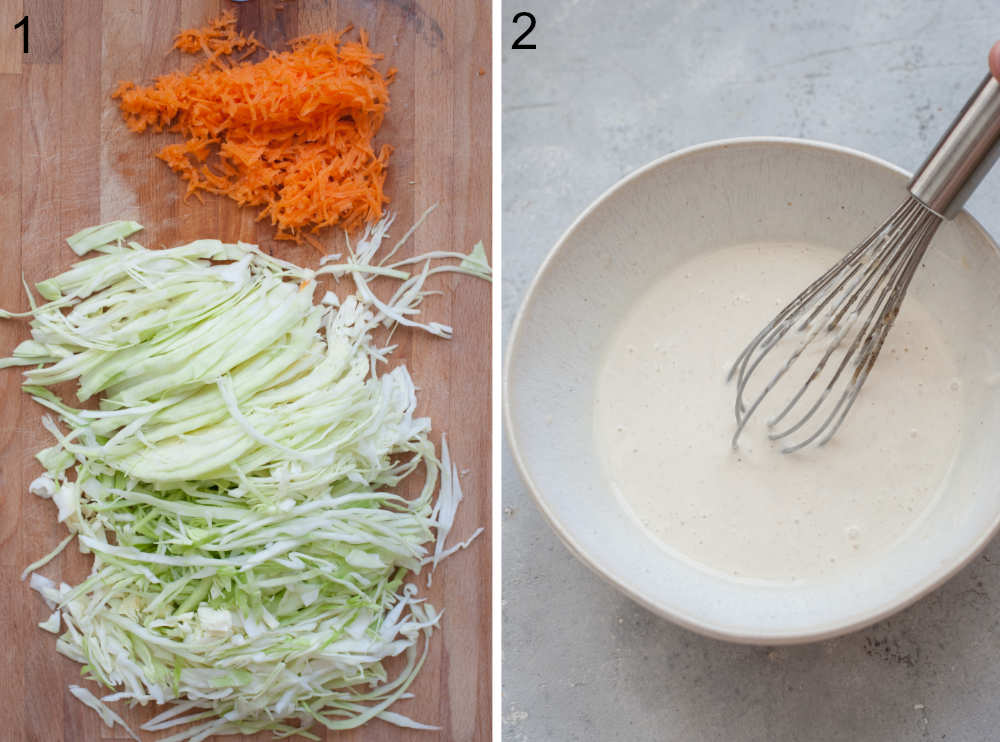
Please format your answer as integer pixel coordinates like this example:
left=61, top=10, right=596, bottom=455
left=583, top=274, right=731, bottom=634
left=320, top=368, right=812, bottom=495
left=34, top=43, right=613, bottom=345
left=908, top=73, right=1000, bottom=219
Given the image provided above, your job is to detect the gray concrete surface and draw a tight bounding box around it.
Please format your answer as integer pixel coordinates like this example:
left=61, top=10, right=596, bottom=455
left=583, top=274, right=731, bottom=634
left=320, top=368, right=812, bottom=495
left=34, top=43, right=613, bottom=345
left=501, top=2, right=1000, bottom=740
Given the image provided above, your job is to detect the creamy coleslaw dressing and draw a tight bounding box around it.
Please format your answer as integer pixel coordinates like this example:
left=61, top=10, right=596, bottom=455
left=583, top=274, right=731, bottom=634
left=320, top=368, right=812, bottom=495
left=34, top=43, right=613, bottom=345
left=594, top=242, right=963, bottom=583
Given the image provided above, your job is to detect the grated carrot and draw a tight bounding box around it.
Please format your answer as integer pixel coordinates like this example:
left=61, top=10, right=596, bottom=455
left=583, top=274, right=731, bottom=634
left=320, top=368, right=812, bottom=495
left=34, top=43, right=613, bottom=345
left=171, top=10, right=260, bottom=62
left=112, top=11, right=395, bottom=243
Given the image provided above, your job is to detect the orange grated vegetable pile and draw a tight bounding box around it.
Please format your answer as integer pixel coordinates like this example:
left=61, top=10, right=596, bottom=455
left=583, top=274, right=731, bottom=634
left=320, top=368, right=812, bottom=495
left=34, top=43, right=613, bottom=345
left=172, top=10, right=260, bottom=62
left=112, top=11, right=395, bottom=243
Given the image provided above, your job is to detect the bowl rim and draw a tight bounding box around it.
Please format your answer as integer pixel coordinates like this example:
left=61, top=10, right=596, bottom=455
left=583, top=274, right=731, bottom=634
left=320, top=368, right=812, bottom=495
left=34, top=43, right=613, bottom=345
left=503, top=135, right=1000, bottom=645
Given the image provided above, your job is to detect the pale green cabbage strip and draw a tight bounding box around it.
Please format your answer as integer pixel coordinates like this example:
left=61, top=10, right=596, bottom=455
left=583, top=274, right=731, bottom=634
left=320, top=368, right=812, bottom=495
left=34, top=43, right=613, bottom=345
left=2, top=216, right=489, bottom=741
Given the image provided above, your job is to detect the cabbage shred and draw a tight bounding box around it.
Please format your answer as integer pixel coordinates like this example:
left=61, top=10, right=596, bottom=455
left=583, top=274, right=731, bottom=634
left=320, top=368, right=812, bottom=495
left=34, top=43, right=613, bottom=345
left=1, top=218, right=488, bottom=740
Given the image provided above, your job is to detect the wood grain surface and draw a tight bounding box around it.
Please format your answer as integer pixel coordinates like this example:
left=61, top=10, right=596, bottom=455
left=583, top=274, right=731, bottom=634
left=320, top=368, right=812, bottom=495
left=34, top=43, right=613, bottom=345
left=0, top=1, right=491, bottom=740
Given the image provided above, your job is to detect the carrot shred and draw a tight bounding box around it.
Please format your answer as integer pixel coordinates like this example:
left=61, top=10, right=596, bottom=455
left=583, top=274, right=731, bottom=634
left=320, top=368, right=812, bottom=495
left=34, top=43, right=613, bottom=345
left=112, top=11, right=394, bottom=242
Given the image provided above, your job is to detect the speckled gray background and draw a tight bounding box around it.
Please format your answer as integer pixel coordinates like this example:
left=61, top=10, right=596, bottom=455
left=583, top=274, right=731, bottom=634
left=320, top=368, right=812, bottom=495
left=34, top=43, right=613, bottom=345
left=502, top=2, right=1000, bottom=741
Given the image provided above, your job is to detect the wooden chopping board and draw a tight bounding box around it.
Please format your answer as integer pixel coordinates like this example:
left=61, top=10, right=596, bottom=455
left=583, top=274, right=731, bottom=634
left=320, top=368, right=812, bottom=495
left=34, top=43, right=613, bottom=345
left=0, top=1, right=491, bottom=740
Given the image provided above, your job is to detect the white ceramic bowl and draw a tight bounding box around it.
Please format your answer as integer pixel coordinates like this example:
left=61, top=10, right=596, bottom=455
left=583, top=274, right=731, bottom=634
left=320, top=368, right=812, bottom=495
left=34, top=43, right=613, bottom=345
left=505, top=137, right=1000, bottom=644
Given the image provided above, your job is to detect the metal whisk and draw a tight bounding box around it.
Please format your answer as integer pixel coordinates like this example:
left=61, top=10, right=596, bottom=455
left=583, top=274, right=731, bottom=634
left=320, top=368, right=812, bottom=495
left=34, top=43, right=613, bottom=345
left=730, top=67, right=1000, bottom=453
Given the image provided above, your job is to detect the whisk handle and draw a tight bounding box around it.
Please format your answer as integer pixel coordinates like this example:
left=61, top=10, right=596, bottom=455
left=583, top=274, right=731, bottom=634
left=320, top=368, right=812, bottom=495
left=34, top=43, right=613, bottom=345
left=908, top=74, right=1000, bottom=219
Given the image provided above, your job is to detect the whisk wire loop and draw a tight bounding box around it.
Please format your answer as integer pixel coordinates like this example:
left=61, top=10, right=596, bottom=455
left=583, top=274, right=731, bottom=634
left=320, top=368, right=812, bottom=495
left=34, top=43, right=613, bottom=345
left=727, top=196, right=942, bottom=452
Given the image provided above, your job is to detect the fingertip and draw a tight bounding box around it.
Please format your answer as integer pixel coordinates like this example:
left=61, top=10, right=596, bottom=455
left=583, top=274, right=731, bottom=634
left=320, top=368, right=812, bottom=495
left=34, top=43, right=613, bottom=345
left=990, top=41, right=1000, bottom=80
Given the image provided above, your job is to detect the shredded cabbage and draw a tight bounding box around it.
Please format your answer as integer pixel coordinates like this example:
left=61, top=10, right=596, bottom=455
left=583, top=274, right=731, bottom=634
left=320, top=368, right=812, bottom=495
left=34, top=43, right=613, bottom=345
left=2, top=217, right=490, bottom=740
